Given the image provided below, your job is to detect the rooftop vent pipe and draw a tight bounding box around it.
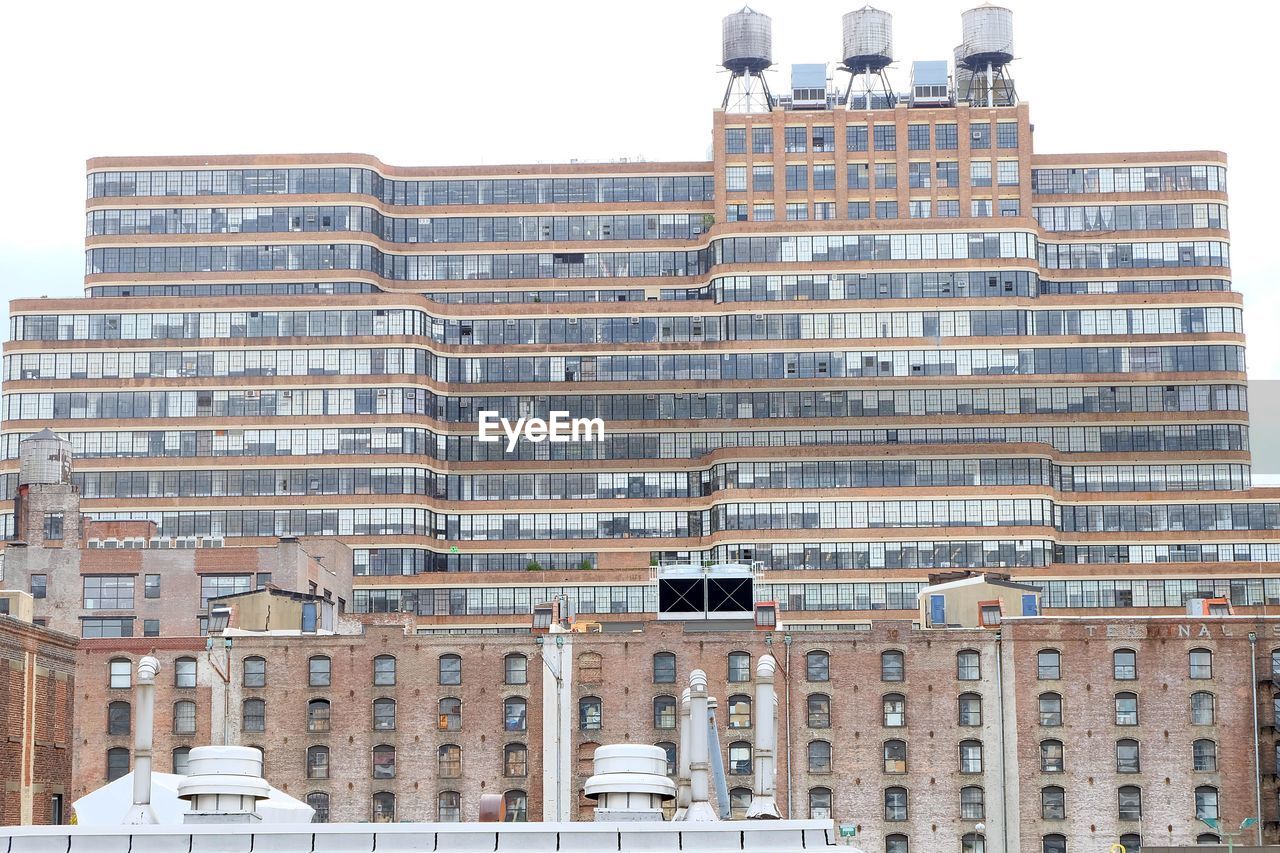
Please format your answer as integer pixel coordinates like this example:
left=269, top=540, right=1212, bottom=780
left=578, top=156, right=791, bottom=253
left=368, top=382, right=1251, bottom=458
left=681, top=670, right=719, bottom=821
left=584, top=745, right=677, bottom=821
left=177, top=746, right=271, bottom=824
left=746, top=654, right=781, bottom=818
left=122, top=656, right=160, bottom=825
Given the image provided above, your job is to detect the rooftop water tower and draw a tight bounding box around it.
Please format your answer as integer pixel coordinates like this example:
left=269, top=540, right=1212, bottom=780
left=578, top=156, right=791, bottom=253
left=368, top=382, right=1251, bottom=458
left=958, top=4, right=1017, bottom=106
left=840, top=6, right=896, bottom=109
left=721, top=6, right=774, bottom=112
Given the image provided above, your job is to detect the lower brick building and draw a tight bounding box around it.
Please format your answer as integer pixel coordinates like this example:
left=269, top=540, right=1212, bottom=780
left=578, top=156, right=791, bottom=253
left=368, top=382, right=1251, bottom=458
left=67, top=578, right=1280, bottom=850
left=0, top=590, right=76, bottom=825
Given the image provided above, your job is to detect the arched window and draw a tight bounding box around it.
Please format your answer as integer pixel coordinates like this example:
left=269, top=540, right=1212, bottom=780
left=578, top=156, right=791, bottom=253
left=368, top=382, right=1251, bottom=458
left=1115, top=692, right=1138, bottom=726
left=1040, top=739, right=1064, bottom=772
left=373, top=744, right=396, bottom=779
left=243, top=656, right=266, bottom=688
left=727, top=694, right=751, bottom=728
left=883, top=740, right=906, bottom=773
left=881, top=650, right=905, bottom=682
left=1118, top=785, right=1142, bottom=820
left=371, top=696, right=394, bottom=727
left=1191, top=691, right=1215, bottom=724
left=307, top=698, right=331, bottom=732
left=728, top=651, right=751, bottom=683
left=729, top=787, right=751, bottom=819
left=439, top=697, right=461, bottom=731
left=1113, top=648, right=1137, bottom=680
left=306, top=792, right=329, bottom=823
left=1189, top=648, right=1213, bottom=679
left=960, top=785, right=984, bottom=819
left=1037, top=649, right=1061, bottom=680
left=437, top=744, right=461, bottom=778
left=174, top=657, right=197, bottom=688
left=439, top=653, right=462, bottom=685
left=957, top=649, right=980, bottom=680
left=808, top=740, right=832, bottom=773
left=959, top=740, right=983, bottom=773
left=886, top=834, right=909, bottom=853
left=504, top=790, right=528, bottom=822
left=882, top=693, right=905, bottom=727
left=1195, top=785, right=1219, bottom=820
left=373, top=655, right=396, bottom=686
left=728, top=741, right=753, bottom=775
left=653, top=695, right=677, bottom=729
left=961, top=833, right=986, bottom=853
left=806, top=650, right=830, bottom=682
left=106, top=747, right=129, bottom=782
left=579, top=696, right=602, bottom=731
left=1197, top=834, right=1221, bottom=844
left=437, top=791, right=461, bottom=822
left=1193, top=739, right=1217, bottom=772
left=808, top=787, right=832, bottom=819
left=656, top=742, right=677, bottom=776
left=172, top=747, right=190, bottom=775
left=505, top=697, right=527, bottom=732
left=1041, top=785, right=1065, bottom=819
left=372, top=791, right=395, bottom=823
left=504, top=653, right=527, bottom=685
left=1116, top=739, right=1140, bottom=773
left=173, top=700, right=196, bottom=735
left=306, top=745, right=329, bottom=779
left=958, top=692, right=982, bottom=726
left=108, top=658, right=131, bottom=689
left=307, top=655, right=330, bottom=687
left=577, top=742, right=599, bottom=776
left=242, top=698, right=265, bottom=732
left=1118, top=834, right=1140, bottom=852
left=1042, top=834, right=1066, bottom=853
left=1038, top=693, right=1062, bottom=727
left=652, top=652, right=676, bottom=684
left=504, top=743, right=528, bottom=777
left=884, top=786, right=907, bottom=821
left=107, top=701, right=130, bottom=736
left=579, top=652, right=603, bottom=684
left=807, top=693, right=830, bottom=728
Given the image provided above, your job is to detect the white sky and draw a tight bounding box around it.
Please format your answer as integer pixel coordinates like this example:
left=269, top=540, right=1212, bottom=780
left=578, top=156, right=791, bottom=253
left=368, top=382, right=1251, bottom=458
left=2, top=0, right=1278, bottom=374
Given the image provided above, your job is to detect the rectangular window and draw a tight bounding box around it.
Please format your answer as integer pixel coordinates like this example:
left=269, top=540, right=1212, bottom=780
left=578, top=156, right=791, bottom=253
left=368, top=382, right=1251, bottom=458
left=970, top=122, right=991, bottom=149
left=751, top=127, right=773, bottom=154
left=83, top=618, right=133, bottom=638
left=999, top=199, right=1021, bottom=217
left=814, top=202, right=835, bottom=220
left=970, top=161, right=992, bottom=187
left=725, top=166, right=747, bottom=192
left=752, top=165, right=773, bottom=192
left=996, top=123, right=1018, bottom=148
left=813, top=165, right=835, bottom=190
left=937, top=200, right=960, bottom=217
left=909, top=200, right=931, bottom=218
left=784, top=127, right=808, bottom=153
left=812, top=126, right=835, bottom=152
left=786, top=203, right=808, bottom=221
left=30, top=575, right=46, bottom=599
left=725, top=128, right=746, bottom=154
left=936, top=161, right=959, bottom=188
left=785, top=165, right=808, bottom=191
left=848, top=201, right=870, bottom=220
left=876, top=201, right=898, bottom=219
left=972, top=199, right=993, bottom=217
left=997, top=161, right=1020, bottom=186
left=726, top=204, right=748, bottom=222
left=83, top=576, right=135, bottom=610
left=846, top=125, right=868, bottom=152
left=752, top=204, right=775, bottom=221
left=143, top=619, right=160, bottom=637
left=874, top=125, right=897, bottom=151
left=144, top=575, right=160, bottom=599
left=875, top=163, right=897, bottom=189
left=908, top=162, right=931, bottom=188
left=935, top=124, right=958, bottom=149
left=848, top=163, right=869, bottom=190
left=43, top=513, right=64, bottom=540
left=907, top=125, right=930, bottom=150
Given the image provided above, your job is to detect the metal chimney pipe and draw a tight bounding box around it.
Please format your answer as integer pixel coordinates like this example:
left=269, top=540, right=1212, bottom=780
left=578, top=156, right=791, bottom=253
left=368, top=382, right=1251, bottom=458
left=746, top=654, right=781, bottom=818
left=706, top=697, right=730, bottom=819
left=123, top=656, right=160, bottom=825
left=674, top=687, right=692, bottom=820
left=683, top=670, right=718, bottom=821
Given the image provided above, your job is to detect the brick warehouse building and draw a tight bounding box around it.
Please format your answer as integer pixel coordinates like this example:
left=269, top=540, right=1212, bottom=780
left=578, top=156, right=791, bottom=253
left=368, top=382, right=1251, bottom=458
left=69, top=589, right=1280, bottom=850
left=0, top=591, right=76, bottom=825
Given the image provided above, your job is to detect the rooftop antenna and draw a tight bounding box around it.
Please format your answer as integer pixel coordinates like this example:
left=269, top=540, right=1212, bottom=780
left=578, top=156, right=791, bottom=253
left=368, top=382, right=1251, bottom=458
left=958, top=4, right=1017, bottom=106
left=840, top=6, right=896, bottom=109
left=721, top=6, right=774, bottom=112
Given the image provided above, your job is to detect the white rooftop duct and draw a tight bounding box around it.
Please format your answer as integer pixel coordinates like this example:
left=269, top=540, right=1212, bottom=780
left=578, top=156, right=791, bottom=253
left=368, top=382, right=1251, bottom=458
left=584, top=745, right=677, bottom=822
left=746, top=654, right=781, bottom=818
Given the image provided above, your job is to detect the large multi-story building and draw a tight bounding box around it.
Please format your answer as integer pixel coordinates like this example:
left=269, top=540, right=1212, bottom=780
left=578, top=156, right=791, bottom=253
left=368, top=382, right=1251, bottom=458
left=0, top=10, right=1275, bottom=630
